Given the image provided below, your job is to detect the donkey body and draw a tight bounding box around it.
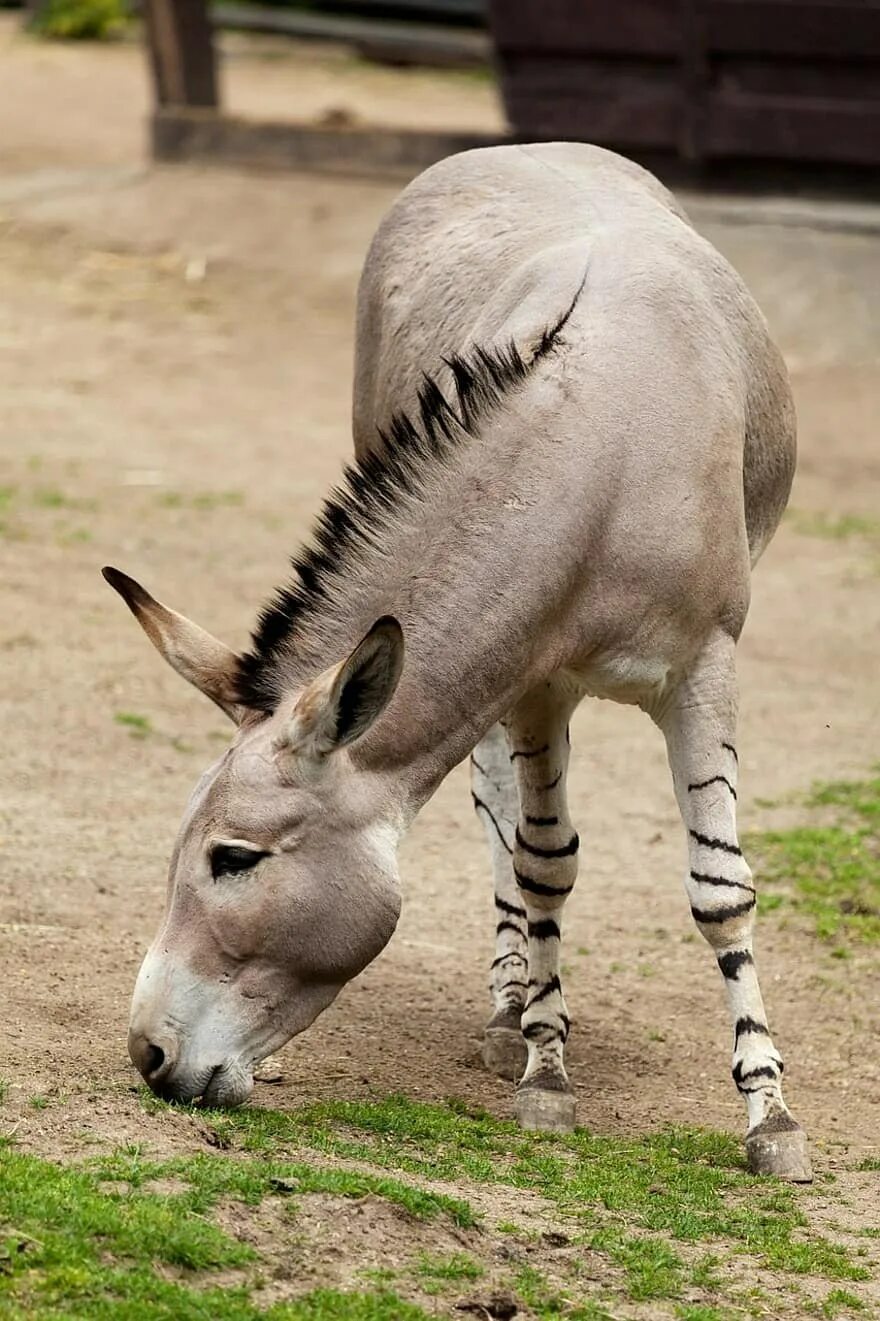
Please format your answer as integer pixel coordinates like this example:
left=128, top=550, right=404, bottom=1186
left=107, top=143, right=807, bottom=1179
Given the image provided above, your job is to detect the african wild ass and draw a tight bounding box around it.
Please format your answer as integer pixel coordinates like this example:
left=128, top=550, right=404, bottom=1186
left=105, top=143, right=809, bottom=1180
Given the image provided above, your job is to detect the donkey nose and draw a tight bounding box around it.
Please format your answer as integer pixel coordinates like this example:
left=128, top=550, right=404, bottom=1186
left=128, top=1029, right=176, bottom=1085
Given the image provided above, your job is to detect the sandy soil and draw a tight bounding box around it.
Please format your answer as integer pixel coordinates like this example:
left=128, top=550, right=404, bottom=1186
left=1, top=14, right=879, bottom=1306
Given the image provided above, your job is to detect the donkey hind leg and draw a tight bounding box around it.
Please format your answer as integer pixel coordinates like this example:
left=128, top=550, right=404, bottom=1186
left=471, top=724, right=528, bottom=1080
left=508, top=681, right=581, bottom=1133
left=657, top=630, right=812, bottom=1182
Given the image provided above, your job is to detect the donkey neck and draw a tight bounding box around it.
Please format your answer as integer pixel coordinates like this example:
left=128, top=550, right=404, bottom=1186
left=255, top=404, right=574, bottom=815
left=345, top=425, right=572, bottom=808
left=236, top=285, right=587, bottom=812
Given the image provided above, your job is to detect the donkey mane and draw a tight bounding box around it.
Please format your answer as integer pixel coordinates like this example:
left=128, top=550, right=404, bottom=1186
left=234, top=279, right=585, bottom=712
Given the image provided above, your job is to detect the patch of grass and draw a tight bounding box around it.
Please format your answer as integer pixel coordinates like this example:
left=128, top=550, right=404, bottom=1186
left=787, top=509, right=880, bottom=543
left=414, top=1251, right=482, bottom=1292
left=95, top=1147, right=477, bottom=1228
left=193, top=1096, right=866, bottom=1293
left=821, top=1289, right=866, bottom=1317
left=511, top=1262, right=614, bottom=1319
left=0, top=1145, right=251, bottom=1316
left=676, top=1307, right=733, bottom=1321
left=357, top=1267, right=397, bottom=1287
left=588, top=1225, right=683, bottom=1300
left=58, top=526, right=93, bottom=545
left=689, top=1252, right=725, bottom=1291
left=281, top=1294, right=431, bottom=1320
left=159, top=490, right=244, bottom=511
left=748, top=768, right=880, bottom=944
left=29, top=0, right=126, bottom=40
left=415, top=1251, right=482, bottom=1281
left=29, top=1095, right=50, bottom=1111
left=31, top=486, right=95, bottom=511
left=0, top=1145, right=452, bottom=1319
left=114, top=711, right=153, bottom=739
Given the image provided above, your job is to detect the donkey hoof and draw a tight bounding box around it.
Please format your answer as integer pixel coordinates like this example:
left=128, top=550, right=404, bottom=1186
left=482, top=1008, right=526, bottom=1080
left=483, top=1027, right=527, bottom=1081
left=253, top=1055, right=284, bottom=1085
left=515, top=1086, right=576, bottom=1133
left=746, top=1119, right=812, bottom=1182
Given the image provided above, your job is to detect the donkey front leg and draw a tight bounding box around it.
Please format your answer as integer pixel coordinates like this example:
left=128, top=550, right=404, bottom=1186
left=656, top=630, right=812, bottom=1181
left=471, top=724, right=528, bottom=1080
left=508, top=682, right=580, bottom=1132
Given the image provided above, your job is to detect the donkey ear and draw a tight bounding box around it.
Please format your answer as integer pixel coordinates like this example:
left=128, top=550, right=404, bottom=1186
left=102, top=566, right=243, bottom=723
left=278, top=616, right=404, bottom=759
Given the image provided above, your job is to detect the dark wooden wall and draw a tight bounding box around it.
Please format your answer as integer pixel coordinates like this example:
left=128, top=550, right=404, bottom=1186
left=489, top=0, right=880, bottom=167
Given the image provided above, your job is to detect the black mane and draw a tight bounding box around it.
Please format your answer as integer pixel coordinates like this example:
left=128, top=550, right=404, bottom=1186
left=234, top=279, right=585, bottom=712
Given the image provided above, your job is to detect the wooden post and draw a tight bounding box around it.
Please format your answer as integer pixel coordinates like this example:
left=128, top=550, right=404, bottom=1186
left=145, top=0, right=218, bottom=109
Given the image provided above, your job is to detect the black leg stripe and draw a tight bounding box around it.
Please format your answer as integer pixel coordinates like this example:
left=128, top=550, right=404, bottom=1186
left=525, top=814, right=559, bottom=827
left=495, top=896, right=526, bottom=919
left=689, top=829, right=742, bottom=856
left=522, top=1019, right=560, bottom=1042
left=735, top=1016, right=769, bottom=1041
left=721, top=741, right=739, bottom=763
left=528, top=918, right=560, bottom=941
left=491, top=952, right=526, bottom=969
left=525, top=975, right=561, bottom=1008
left=717, top=950, right=753, bottom=979
left=516, top=827, right=579, bottom=859
left=690, top=870, right=755, bottom=893
left=540, top=772, right=562, bottom=791
left=733, top=1062, right=779, bottom=1089
left=496, top=920, right=526, bottom=938
left=687, top=775, right=737, bottom=799
left=472, top=793, right=513, bottom=855
left=510, top=744, right=550, bottom=761
left=514, top=868, right=575, bottom=899
left=691, top=898, right=755, bottom=925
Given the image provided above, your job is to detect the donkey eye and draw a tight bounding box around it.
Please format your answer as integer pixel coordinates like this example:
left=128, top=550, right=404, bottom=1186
left=210, top=844, right=268, bottom=880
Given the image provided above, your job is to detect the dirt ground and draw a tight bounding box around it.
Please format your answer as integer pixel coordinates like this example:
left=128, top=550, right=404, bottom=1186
left=1, top=15, right=879, bottom=1316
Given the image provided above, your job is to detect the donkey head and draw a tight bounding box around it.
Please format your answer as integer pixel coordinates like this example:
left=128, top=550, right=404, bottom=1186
left=103, top=568, right=404, bottom=1107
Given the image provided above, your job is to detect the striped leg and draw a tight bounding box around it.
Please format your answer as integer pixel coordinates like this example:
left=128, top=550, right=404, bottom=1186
left=471, top=724, right=528, bottom=1080
left=508, top=682, right=580, bottom=1133
left=658, top=632, right=811, bottom=1181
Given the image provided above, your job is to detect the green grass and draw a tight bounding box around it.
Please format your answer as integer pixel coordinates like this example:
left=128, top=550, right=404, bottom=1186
left=158, top=490, right=244, bottom=511
left=787, top=509, right=880, bottom=543
left=513, top=1261, right=607, bottom=1319
left=31, top=486, right=96, bottom=511
left=94, top=1146, right=477, bottom=1227
left=748, top=769, right=880, bottom=944
left=414, top=1251, right=482, bottom=1283
left=4, top=1090, right=874, bottom=1319
left=413, top=1251, right=482, bottom=1295
left=114, top=711, right=153, bottom=739
left=29, top=0, right=126, bottom=40
left=0, top=1142, right=455, bottom=1319
left=820, top=1289, right=866, bottom=1317
left=676, top=1308, right=734, bottom=1321
left=190, top=1095, right=866, bottom=1292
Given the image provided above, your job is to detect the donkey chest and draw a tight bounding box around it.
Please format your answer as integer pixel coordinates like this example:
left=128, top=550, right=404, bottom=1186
left=565, top=652, right=675, bottom=710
